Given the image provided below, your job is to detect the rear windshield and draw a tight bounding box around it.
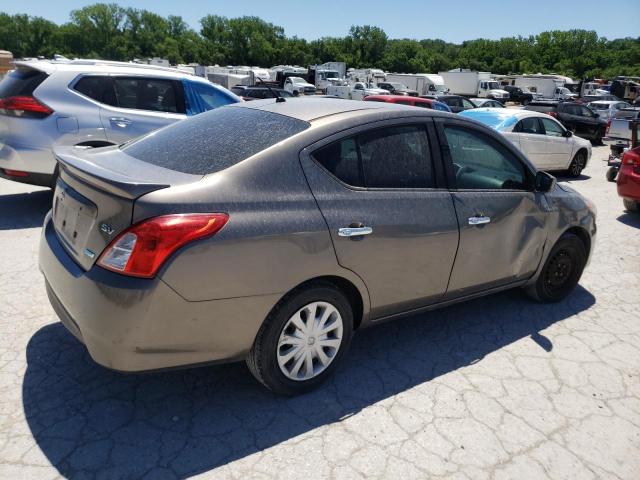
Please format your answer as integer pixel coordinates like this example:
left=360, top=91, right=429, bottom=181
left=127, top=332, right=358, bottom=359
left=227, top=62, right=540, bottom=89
left=122, top=106, right=309, bottom=175
left=589, top=103, right=609, bottom=110
left=0, top=69, right=48, bottom=98
left=525, top=105, right=555, bottom=113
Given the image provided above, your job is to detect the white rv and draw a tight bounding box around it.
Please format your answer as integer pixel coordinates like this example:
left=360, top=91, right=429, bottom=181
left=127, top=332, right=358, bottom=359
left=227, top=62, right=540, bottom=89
left=438, top=70, right=509, bottom=100
left=385, top=73, right=448, bottom=96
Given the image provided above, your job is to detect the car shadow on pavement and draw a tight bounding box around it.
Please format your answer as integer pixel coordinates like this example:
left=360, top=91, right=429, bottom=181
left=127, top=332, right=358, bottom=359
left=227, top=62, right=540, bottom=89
left=0, top=190, right=52, bottom=230
left=23, top=285, right=595, bottom=479
left=617, top=212, right=640, bottom=228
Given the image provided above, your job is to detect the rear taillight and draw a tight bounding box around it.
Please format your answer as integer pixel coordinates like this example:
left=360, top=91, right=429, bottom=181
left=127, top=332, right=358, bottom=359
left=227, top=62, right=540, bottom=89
left=606, top=118, right=612, bottom=136
left=0, top=95, right=53, bottom=118
left=622, top=148, right=640, bottom=174
left=97, top=213, right=229, bottom=278
left=548, top=111, right=558, bottom=118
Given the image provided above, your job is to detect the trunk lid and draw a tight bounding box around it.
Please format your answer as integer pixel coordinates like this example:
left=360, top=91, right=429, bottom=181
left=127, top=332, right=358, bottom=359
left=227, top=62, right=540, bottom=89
left=53, top=145, right=201, bottom=270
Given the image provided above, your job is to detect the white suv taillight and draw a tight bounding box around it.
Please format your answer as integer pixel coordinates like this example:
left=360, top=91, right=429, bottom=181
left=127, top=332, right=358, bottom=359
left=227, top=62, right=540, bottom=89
left=98, top=213, right=229, bottom=278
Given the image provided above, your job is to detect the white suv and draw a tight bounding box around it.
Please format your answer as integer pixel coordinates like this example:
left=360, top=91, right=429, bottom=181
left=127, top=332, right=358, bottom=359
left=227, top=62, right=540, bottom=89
left=0, top=59, right=240, bottom=187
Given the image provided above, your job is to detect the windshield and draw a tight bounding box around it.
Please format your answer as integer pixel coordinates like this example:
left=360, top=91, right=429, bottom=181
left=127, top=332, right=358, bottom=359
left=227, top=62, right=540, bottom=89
left=122, top=107, right=309, bottom=175
left=289, top=77, right=306, bottom=83
left=323, top=71, right=339, bottom=79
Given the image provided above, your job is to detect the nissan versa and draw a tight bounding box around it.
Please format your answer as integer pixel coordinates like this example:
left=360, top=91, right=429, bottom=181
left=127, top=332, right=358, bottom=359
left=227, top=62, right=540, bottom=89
left=39, top=98, right=596, bottom=395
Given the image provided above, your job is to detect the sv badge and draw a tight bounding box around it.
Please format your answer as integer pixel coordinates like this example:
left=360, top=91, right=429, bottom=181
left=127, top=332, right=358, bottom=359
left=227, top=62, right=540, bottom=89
left=100, top=223, right=115, bottom=236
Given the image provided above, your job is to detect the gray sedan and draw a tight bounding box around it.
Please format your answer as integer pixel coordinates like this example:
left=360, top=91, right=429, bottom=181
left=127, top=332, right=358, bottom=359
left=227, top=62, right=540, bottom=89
left=39, top=98, right=596, bottom=395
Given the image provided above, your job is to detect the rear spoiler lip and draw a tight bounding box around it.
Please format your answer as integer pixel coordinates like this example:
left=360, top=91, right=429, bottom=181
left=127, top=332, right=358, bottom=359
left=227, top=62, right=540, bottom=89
left=12, top=60, right=57, bottom=75
left=54, top=149, right=170, bottom=199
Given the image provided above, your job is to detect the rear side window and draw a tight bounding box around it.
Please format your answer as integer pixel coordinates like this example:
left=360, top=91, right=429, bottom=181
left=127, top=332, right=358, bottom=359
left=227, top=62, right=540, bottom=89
left=113, top=77, right=183, bottom=113
left=73, top=76, right=116, bottom=105
left=514, top=117, right=543, bottom=134
left=122, top=107, right=309, bottom=175
left=0, top=69, right=48, bottom=98
left=313, top=125, right=435, bottom=189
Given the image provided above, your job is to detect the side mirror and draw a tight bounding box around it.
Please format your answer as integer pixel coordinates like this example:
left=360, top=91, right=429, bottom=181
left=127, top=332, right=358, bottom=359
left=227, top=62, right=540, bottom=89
left=563, top=130, right=573, bottom=138
left=535, top=171, right=557, bottom=192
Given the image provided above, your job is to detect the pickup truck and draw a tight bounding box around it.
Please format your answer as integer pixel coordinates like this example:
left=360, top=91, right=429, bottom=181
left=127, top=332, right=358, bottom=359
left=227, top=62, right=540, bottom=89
left=326, top=82, right=389, bottom=100
left=604, top=108, right=640, bottom=147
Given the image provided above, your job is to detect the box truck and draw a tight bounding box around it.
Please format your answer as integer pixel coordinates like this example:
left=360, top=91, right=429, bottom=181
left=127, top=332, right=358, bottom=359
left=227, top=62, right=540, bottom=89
left=385, top=73, right=448, bottom=96
left=438, top=70, right=509, bottom=100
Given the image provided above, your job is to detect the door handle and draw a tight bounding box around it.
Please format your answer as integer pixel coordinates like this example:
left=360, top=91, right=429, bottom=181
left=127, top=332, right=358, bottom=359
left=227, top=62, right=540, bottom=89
left=109, top=117, right=132, bottom=128
left=468, top=216, right=491, bottom=225
left=338, top=226, right=373, bottom=237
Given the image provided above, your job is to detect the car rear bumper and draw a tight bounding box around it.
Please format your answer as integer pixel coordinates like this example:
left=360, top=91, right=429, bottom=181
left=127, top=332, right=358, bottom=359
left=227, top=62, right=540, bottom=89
left=39, top=213, right=280, bottom=372
left=0, top=140, right=56, bottom=185
left=617, top=165, right=640, bottom=201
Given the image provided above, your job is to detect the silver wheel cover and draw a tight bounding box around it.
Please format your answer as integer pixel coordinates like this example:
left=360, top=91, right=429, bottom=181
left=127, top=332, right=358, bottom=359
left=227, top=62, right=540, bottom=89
left=277, top=301, right=344, bottom=381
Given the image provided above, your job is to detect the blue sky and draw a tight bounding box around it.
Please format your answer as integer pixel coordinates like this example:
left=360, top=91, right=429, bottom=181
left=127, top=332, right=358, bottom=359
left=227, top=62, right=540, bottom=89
left=2, top=0, right=639, bottom=42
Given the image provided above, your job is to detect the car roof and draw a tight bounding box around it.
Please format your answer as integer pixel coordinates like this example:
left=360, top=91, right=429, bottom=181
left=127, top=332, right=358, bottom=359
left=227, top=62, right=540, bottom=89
left=232, top=97, right=446, bottom=122
left=14, top=59, right=205, bottom=82
left=364, top=95, right=434, bottom=103
left=461, top=107, right=540, bottom=120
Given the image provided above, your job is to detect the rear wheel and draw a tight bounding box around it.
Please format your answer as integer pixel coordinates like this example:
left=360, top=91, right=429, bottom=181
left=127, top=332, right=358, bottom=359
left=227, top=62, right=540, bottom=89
left=246, top=282, right=353, bottom=395
left=567, top=151, right=586, bottom=177
left=522, top=98, right=530, bottom=106
left=525, top=233, right=587, bottom=303
left=623, top=198, right=640, bottom=212
left=606, top=166, right=618, bottom=182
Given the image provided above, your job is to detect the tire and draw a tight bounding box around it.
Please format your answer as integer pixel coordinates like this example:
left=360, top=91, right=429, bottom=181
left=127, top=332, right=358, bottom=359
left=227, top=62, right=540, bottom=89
left=606, top=167, right=618, bottom=182
left=525, top=233, right=587, bottom=303
left=246, top=282, right=354, bottom=395
left=623, top=198, right=640, bottom=212
left=567, top=151, right=586, bottom=178
left=522, top=98, right=530, bottom=106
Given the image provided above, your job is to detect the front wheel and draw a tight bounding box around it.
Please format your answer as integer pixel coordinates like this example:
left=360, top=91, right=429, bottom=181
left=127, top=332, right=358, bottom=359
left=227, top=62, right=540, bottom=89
left=525, top=233, right=587, bottom=303
left=606, top=166, right=618, bottom=182
left=567, top=151, right=586, bottom=178
left=246, top=282, right=353, bottom=395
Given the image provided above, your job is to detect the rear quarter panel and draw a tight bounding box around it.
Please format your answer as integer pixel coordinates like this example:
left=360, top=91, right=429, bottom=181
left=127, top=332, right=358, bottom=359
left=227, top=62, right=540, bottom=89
left=134, top=140, right=371, bottom=317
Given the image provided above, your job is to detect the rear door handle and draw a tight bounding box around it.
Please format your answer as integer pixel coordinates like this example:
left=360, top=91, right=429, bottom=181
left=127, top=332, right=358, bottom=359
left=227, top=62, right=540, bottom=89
left=468, top=216, right=491, bottom=225
left=338, top=226, right=373, bottom=237
left=109, top=117, right=132, bottom=128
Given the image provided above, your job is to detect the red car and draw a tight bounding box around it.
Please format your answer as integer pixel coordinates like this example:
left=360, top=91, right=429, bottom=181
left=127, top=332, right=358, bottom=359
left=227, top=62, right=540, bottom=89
left=617, top=145, right=640, bottom=212
left=364, top=95, right=452, bottom=112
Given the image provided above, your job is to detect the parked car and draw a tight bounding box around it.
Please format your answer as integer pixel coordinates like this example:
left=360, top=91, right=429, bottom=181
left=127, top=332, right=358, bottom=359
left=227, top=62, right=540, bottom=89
left=579, top=94, right=620, bottom=104
left=603, top=108, right=640, bottom=170
left=0, top=59, right=239, bottom=187
left=432, top=95, right=477, bottom=113
left=39, top=98, right=596, bottom=395
left=460, top=108, right=592, bottom=177
left=524, top=101, right=607, bottom=144
left=283, top=76, right=316, bottom=95
left=586, top=100, right=633, bottom=121
left=617, top=146, right=640, bottom=212
left=230, top=85, right=292, bottom=101
left=377, top=82, right=418, bottom=96
left=470, top=98, right=505, bottom=108
left=503, top=85, right=535, bottom=105
left=364, top=94, right=452, bottom=112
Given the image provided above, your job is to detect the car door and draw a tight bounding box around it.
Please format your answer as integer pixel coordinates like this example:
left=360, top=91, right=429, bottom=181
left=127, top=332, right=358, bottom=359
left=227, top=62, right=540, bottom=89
left=434, top=118, right=548, bottom=298
left=578, top=105, right=600, bottom=138
left=539, top=117, right=574, bottom=170
left=299, top=120, right=460, bottom=319
left=99, top=76, right=186, bottom=144
left=512, top=117, right=548, bottom=169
